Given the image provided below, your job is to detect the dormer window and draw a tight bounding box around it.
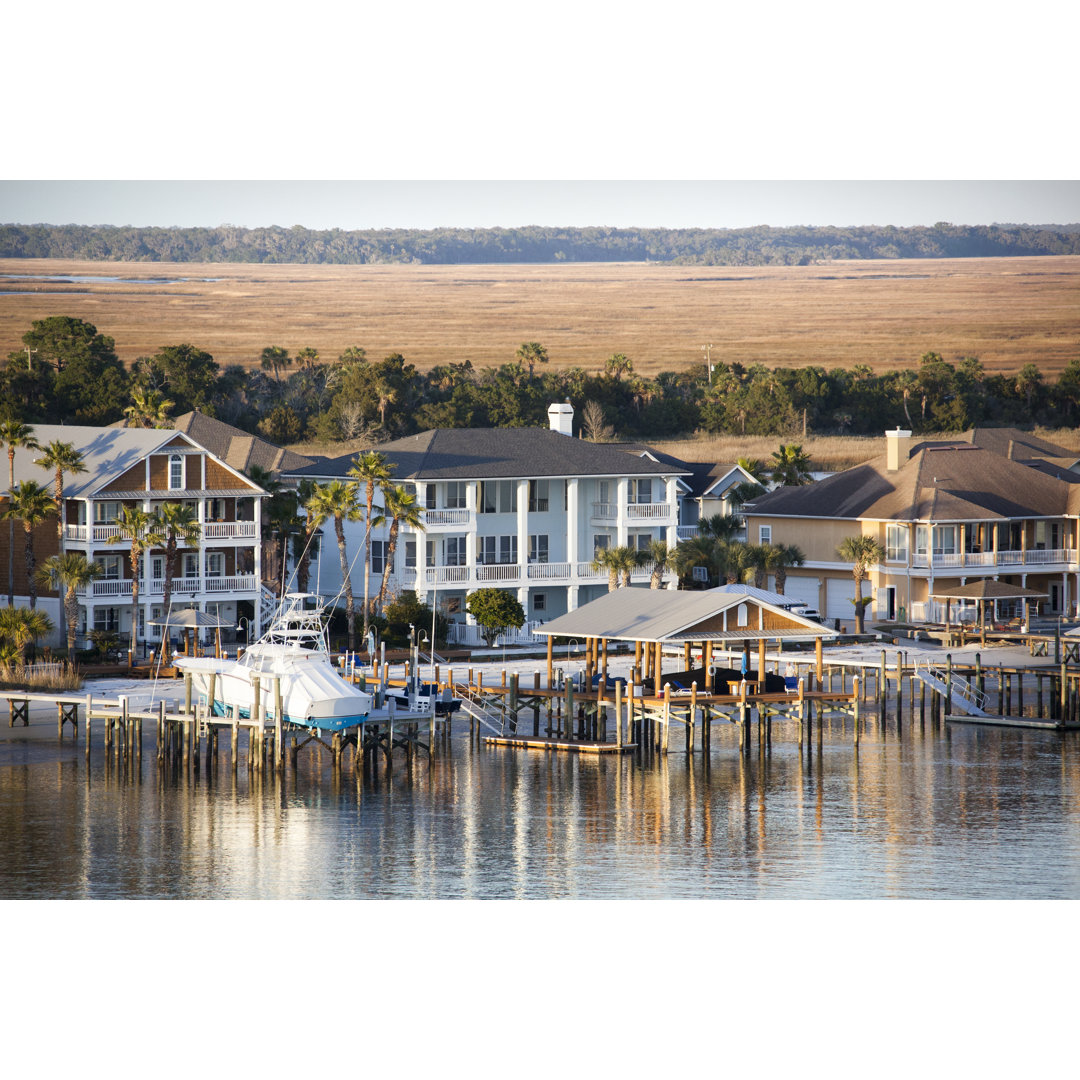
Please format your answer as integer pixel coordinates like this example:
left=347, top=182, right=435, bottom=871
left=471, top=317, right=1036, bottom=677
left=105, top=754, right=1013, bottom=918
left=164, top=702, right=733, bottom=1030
left=169, top=454, right=183, bottom=490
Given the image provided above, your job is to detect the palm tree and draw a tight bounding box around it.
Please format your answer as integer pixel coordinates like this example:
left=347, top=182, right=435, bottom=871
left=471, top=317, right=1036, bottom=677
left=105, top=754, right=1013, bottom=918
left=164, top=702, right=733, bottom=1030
left=837, top=534, right=885, bottom=633
left=107, top=505, right=166, bottom=657
left=771, top=543, right=806, bottom=597
left=4, top=481, right=55, bottom=608
left=742, top=542, right=772, bottom=590
left=37, top=553, right=101, bottom=655
left=124, top=387, right=175, bottom=428
left=305, top=481, right=362, bottom=651
left=348, top=451, right=392, bottom=647
left=516, top=342, right=548, bottom=379
left=260, top=346, right=292, bottom=391
left=33, top=440, right=86, bottom=547
left=605, top=353, right=633, bottom=380
left=672, top=534, right=720, bottom=587
left=291, top=478, right=319, bottom=593
left=699, top=513, right=743, bottom=542
left=770, top=443, right=813, bottom=487
left=615, top=545, right=646, bottom=588
left=590, top=546, right=623, bottom=592
left=646, top=539, right=671, bottom=589
left=375, top=484, right=425, bottom=612
left=1, top=418, right=40, bottom=606
left=737, top=457, right=768, bottom=483
left=0, top=606, right=54, bottom=665
left=157, top=503, right=201, bottom=617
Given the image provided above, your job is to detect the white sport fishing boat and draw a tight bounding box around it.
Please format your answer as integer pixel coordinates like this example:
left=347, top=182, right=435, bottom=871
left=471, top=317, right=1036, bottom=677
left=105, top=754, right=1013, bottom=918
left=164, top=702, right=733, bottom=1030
left=175, top=593, right=372, bottom=732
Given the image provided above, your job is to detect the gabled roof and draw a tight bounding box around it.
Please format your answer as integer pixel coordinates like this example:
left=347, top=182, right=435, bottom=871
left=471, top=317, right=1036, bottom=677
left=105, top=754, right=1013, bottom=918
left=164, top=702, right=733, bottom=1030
left=746, top=442, right=1078, bottom=523
left=286, top=427, right=692, bottom=482
left=170, top=411, right=317, bottom=476
left=534, top=586, right=833, bottom=643
left=13, top=424, right=263, bottom=499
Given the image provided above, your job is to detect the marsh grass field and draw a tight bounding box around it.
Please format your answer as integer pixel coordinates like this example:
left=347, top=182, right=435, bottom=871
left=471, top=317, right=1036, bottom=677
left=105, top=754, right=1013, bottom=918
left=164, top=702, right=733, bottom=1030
left=2, top=255, right=1078, bottom=376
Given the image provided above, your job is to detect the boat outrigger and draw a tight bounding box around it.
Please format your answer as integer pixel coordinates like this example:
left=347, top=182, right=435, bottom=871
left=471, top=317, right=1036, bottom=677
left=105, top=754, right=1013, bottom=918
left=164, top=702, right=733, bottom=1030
left=175, top=593, right=372, bottom=732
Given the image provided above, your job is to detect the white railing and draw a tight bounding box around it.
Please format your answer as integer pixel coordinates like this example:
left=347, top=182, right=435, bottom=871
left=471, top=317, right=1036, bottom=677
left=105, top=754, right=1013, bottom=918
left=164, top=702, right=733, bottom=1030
left=424, top=508, right=471, bottom=526
left=476, top=564, right=520, bottom=582
left=143, top=575, right=257, bottom=596
left=528, top=562, right=571, bottom=580
left=425, top=566, right=469, bottom=585
left=677, top=525, right=699, bottom=541
left=64, top=525, right=88, bottom=542
left=76, top=579, right=132, bottom=598
left=577, top=562, right=606, bottom=579
left=203, top=522, right=257, bottom=539
left=203, top=575, right=258, bottom=593
left=591, top=502, right=617, bottom=520
left=1024, top=547, right=1076, bottom=565
left=919, top=548, right=1077, bottom=569
left=627, top=503, right=671, bottom=520
left=446, top=620, right=546, bottom=648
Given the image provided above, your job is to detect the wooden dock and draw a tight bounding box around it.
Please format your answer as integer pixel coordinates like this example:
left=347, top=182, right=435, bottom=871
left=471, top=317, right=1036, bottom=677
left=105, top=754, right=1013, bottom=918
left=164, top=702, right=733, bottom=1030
left=945, top=713, right=1080, bottom=731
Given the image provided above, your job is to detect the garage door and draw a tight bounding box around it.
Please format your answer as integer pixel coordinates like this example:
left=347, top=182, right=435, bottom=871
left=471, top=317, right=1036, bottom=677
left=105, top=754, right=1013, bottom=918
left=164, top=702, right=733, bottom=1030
left=776, top=575, right=820, bottom=610
left=826, top=578, right=857, bottom=625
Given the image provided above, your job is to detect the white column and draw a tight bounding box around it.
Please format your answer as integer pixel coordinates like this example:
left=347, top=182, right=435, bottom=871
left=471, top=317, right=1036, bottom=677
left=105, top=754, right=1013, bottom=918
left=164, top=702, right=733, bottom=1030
left=567, top=479, right=579, bottom=573
left=465, top=482, right=478, bottom=585
left=617, top=478, right=629, bottom=547
left=666, top=477, right=679, bottom=548
left=517, top=478, right=529, bottom=594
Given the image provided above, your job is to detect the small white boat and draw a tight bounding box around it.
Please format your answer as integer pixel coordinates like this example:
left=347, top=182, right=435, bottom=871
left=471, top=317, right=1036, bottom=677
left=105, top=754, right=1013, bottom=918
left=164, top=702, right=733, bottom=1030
left=175, top=594, right=372, bottom=732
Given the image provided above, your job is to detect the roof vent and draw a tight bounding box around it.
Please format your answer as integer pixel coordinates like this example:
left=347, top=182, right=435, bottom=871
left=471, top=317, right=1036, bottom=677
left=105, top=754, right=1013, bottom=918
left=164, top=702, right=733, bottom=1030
left=548, top=402, right=574, bottom=437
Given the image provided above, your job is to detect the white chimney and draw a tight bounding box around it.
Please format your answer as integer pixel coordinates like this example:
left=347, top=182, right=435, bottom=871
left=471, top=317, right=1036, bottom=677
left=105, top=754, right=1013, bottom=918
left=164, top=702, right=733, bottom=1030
left=548, top=402, right=574, bottom=436
left=886, top=428, right=912, bottom=471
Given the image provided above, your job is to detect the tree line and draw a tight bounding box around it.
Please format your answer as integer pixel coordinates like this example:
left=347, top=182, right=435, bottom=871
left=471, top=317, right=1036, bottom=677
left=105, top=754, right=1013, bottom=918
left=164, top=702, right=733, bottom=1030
left=3, top=222, right=1080, bottom=265
left=5, top=315, right=1080, bottom=443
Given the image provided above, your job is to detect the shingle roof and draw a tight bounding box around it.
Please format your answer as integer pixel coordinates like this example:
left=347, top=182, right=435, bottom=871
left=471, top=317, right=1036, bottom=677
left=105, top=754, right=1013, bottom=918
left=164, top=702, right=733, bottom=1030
left=171, top=411, right=316, bottom=475
left=747, top=440, right=1078, bottom=523
left=286, top=427, right=692, bottom=482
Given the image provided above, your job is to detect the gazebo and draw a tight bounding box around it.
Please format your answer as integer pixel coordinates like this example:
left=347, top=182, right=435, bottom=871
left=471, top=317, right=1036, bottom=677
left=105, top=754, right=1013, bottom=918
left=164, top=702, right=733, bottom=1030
left=930, top=580, right=1047, bottom=642
left=534, top=587, right=836, bottom=692
left=148, top=608, right=234, bottom=660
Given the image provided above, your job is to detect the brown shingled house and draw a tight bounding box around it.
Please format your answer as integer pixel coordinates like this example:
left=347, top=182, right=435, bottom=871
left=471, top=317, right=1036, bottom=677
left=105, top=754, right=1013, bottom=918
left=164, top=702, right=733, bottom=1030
left=742, top=428, right=1080, bottom=628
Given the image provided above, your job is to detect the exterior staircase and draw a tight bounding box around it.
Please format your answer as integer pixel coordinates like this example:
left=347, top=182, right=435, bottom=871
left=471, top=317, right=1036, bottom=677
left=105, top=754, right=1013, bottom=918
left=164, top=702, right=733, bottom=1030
left=913, top=661, right=989, bottom=716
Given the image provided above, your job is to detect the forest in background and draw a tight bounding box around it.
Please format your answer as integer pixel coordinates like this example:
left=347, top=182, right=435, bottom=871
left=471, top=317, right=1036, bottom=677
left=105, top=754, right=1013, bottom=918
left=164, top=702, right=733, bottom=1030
left=3, top=222, right=1080, bottom=265
left=5, top=316, right=1080, bottom=455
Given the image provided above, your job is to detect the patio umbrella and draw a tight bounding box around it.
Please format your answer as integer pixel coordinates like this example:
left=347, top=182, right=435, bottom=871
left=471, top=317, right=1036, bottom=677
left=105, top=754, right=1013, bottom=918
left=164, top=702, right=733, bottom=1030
left=148, top=608, right=233, bottom=658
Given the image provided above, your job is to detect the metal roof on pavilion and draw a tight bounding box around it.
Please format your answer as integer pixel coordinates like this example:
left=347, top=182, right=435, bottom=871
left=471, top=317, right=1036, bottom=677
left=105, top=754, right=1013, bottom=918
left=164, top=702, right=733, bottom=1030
left=533, top=587, right=834, bottom=644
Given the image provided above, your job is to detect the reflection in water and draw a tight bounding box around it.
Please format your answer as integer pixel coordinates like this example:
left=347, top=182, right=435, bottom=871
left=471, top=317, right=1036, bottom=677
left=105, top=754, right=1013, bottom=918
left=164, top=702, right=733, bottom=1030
left=1, top=718, right=1079, bottom=899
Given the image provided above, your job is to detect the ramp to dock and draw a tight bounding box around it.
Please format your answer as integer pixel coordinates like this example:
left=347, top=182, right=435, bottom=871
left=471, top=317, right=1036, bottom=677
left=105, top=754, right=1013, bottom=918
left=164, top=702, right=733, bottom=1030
left=914, top=662, right=988, bottom=717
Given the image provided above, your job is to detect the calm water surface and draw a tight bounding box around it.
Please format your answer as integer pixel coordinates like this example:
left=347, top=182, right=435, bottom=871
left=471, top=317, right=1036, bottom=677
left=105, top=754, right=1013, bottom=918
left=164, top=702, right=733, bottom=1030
left=2, top=717, right=1078, bottom=899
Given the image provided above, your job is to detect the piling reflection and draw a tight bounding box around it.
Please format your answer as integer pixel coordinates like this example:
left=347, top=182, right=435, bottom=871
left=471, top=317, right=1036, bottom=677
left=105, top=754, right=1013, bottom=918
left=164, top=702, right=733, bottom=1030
left=2, top=707, right=1080, bottom=898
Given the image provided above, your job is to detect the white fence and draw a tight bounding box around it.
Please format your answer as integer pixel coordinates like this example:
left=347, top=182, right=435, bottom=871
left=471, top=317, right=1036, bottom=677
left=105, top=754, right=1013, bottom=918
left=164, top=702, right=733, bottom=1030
left=446, top=621, right=547, bottom=648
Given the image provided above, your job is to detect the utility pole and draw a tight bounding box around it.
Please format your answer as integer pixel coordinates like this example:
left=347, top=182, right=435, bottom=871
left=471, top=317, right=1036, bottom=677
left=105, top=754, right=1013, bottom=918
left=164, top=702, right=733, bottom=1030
left=701, top=343, right=714, bottom=384
left=25, top=346, right=37, bottom=370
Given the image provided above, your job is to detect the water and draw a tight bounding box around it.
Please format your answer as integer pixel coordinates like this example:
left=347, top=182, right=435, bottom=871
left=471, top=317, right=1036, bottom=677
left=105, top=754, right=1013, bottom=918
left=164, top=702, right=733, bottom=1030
left=3, top=710, right=1078, bottom=899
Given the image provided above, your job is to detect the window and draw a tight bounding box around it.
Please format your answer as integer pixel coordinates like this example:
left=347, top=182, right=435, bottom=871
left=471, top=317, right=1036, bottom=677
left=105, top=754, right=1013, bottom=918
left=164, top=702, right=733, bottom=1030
left=94, top=607, right=119, bottom=632
left=444, top=537, right=466, bottom=567
left=370, top=540, right=388, bottom=574
left=405, top=540, right=417, bottom=569
left=479, top=535, right=517, bottom=564
left=206, top=552, right=224, bottom=578
left=915, top=526, right=929, bottom=559
left=529, top=479, right=549, bottom=513
left=93, top=502, right=120, bottom=524
left=932, top=525, right=957, bottom=556
left=631, top=532, right=652, bottom=552
left=886, top=524, right=909, bottom=562
left=96, top=555, right=121, bottom=580
left=692, top=566, right=709, bottom=582
left=208, top=499, right=226, bottom=522
left=598, top=480, right=611, bottom=505
left=426, top=540, right=437, bottom=568
left=533, top=592, right=546, bottom=612
left=444, top=482, right=466, bottom=510
left=182, top=553, right=198, bottom=578
left=151, top=556, right=164, bottom=581
left=593, top=534, right=610, bottom=555
left=169, top=454, right=183, bottom=490
left=737, top=604, right=748, bottom=627
left=529, top=534, right=549, bottom=563
left=628, top=478, right=653, bottom=505
left=759, top=525, right=772, bottom=545
left=480, top=480, right=517, bottom=514
left=445, top=597, right=462, bottom=615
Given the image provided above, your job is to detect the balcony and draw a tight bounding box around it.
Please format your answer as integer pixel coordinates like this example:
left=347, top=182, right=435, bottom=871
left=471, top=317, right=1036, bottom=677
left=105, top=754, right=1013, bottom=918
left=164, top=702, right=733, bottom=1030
left=476, top=564, right=520, bottom=583
left=202, top=522, right=258, bottom=539
left=527, top=562, right=571, bottom=580
left=912, top=548, right=1078, bottom=570
left=626, top=502, right=672, bottom=521
left=423, top=508, right=472, bottom=529
left=590, top=502, right=618, bottom=522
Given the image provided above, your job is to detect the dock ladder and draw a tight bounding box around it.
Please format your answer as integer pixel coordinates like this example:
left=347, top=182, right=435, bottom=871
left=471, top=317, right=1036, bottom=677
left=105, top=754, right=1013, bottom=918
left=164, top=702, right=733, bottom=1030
left=913, top=661, right=989, bottom=716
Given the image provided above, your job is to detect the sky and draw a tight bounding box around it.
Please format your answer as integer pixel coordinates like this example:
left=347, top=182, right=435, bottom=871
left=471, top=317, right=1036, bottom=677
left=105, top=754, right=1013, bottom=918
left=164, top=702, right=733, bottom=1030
left=4, top=5, right=1077, bottom=233
left=2, top=180, right=1078, bottom=230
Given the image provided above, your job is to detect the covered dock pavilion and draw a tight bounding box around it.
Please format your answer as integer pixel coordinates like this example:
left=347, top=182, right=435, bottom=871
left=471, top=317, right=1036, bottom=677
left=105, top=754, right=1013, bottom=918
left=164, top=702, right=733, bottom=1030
left=930, top=580, right=1047, bottom=644
left=533, top=587, right=838, bottom=692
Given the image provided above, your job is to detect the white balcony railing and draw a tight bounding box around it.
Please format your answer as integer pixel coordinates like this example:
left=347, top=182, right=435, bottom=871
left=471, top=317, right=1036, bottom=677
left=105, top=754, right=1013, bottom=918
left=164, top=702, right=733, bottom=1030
left=528, top=562, right=571, bottom=580
left=476, top=564, right=520, bottom=582
left=626, top=503, right=671, bottom=521
left=677, top=525, right=699, bottom=541
left=424, top=508, right=471, bottom=527
left=425, top=566, right=469, bottom=585
left=577, top=562, right=606, bottom=579
left=591, top=502, right=618, bottom=520
left=76, top=578, right=132, bottom=598
left=913, top=548, right=1078, bottom=569
left=203, top=522, right=258, bottom=539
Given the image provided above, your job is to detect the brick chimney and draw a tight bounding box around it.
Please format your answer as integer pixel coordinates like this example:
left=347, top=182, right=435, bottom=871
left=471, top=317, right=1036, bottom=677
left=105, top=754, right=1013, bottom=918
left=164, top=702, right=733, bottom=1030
left=886, top=428, right=912, bottom=471
left=548, top=402, right=574, bottom=436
